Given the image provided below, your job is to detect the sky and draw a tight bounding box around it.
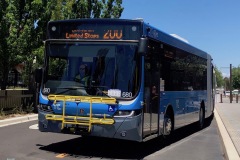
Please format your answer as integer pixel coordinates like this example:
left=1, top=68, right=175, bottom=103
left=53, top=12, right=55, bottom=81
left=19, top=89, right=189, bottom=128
left=121, top=0, right=240, bottom=77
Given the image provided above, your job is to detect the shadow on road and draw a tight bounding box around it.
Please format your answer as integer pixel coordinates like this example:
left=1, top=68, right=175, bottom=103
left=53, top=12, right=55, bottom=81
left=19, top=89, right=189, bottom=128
left=38, top=114, right=214, bottom=159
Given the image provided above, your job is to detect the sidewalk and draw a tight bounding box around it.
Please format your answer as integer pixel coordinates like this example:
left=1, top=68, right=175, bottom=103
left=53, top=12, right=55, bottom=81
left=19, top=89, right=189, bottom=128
left=0, top=113, right=38, bottom=127
left=215, top=94, right=240, bottom=160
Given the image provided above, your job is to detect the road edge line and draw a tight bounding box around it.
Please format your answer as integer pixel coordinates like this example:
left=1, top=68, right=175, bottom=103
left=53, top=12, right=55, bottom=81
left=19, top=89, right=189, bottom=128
left=214, top=108, right=240, bottom=160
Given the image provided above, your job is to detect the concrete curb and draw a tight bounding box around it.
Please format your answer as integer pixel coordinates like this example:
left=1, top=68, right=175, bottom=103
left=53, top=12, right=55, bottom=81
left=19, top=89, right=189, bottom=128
left=0, top=114, right=38, bottom=128
left=214, top=108, right=240, bottom=160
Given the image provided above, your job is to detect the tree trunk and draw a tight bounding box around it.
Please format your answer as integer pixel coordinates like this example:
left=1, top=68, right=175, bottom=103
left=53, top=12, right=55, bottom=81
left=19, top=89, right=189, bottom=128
left=1, top=67, right=9, bottom=90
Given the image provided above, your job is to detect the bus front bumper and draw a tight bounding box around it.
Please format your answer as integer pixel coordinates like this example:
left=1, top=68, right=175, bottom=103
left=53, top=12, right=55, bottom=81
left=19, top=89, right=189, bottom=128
left=38, top=110, right=143, bottom=142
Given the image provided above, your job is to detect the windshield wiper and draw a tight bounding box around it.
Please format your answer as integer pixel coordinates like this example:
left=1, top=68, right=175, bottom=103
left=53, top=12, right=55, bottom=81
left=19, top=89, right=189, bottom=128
left=55, top=86, right=86, bottom=95
left=55, top=86, right=110, bottom=98
left=95, top=86, right=111, bottom=98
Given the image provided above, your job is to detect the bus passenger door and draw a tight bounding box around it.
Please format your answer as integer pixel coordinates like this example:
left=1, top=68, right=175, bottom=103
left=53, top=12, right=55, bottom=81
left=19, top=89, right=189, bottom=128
left=143, top=41, right=160, bottom=138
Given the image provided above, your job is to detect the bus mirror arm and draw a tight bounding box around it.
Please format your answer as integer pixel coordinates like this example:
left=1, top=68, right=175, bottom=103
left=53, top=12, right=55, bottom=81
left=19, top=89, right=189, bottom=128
left=35, top=68, right=43, bottom=84
left=138, top=37, right=148, bottom=56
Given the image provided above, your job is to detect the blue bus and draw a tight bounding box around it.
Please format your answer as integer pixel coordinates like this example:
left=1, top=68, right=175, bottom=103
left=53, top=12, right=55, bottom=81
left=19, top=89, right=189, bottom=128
left=35, top=19, right=215, bottom=142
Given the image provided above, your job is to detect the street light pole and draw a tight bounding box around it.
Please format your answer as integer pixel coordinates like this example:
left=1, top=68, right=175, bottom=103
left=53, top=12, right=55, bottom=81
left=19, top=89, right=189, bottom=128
left=230, top=64, right=232, bottom=103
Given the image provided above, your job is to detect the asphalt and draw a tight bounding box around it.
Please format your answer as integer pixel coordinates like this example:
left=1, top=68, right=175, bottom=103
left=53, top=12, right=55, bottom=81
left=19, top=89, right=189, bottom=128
left=0, top=94, right=239, bottom=160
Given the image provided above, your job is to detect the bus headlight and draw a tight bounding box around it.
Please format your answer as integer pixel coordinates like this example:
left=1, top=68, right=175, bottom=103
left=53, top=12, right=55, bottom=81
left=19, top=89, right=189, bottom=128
left=114, top=110, right=132, bottom=117
left=114, top=110, right=141, bottom=117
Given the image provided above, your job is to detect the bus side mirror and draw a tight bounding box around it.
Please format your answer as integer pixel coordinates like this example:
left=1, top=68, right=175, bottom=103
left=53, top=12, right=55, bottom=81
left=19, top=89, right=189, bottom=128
left=138, top=37, right=148, bottom=56
left=35, top=68, right=43, bottom=83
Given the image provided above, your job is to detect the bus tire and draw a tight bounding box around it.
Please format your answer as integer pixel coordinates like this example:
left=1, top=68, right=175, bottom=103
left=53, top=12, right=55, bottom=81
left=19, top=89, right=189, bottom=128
left=199, top=105, right=205, bottom=129
left=163, top=110, right=173, bottom=136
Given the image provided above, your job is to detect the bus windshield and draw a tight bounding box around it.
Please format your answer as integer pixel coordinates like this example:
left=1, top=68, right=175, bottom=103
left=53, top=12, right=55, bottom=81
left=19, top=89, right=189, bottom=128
left=42, top=41, right=140, bottom=99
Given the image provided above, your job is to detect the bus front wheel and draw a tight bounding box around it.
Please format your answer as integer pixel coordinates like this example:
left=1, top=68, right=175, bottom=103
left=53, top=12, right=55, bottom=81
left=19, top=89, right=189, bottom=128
left=163, top=115, right=172, bottom=136
left=199, top=106, right=205, bottom=129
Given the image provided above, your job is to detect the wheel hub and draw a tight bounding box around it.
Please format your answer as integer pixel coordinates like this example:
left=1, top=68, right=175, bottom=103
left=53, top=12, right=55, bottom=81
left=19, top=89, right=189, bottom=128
left=165, top=118, right=172, bottom=135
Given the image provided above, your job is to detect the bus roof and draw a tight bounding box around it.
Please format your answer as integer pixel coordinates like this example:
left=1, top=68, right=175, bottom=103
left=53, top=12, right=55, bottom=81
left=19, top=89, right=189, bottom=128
left=48, top=18, right=143, bottom=24
left=142, top=22, right=209, bottom=59
left=47, top=18, right=210, bottom=59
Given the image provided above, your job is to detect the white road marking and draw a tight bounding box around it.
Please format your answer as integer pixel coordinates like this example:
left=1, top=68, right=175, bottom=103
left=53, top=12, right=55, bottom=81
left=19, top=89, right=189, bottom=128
left=29, top=124, right=39, bottom=129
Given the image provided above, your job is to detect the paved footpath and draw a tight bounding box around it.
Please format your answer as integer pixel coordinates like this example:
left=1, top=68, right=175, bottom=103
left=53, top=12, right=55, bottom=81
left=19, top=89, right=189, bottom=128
left=216, top=95, right=240, bottom=160
left=0, top=114, right=37, bottom=128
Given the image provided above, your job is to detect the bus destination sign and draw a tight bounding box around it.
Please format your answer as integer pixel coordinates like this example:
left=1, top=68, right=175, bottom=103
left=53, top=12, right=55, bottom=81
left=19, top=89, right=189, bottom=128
left=48, top=21, right=140, bottom=40
left=65, top=29, right=123, bottom=40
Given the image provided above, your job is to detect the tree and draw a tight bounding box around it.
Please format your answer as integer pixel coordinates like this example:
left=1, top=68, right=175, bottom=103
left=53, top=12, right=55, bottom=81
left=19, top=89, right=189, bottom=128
left=0, top=0, right=124, bottom=90
left=52, top=0, right=123, bottom=20
left=224, top=77, right=230, bottom=91
left=232, top=66, right=240, bottom=89
left=0, top=0, right=20, bottom=90
left=214, top=66, right=224, bottom=88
